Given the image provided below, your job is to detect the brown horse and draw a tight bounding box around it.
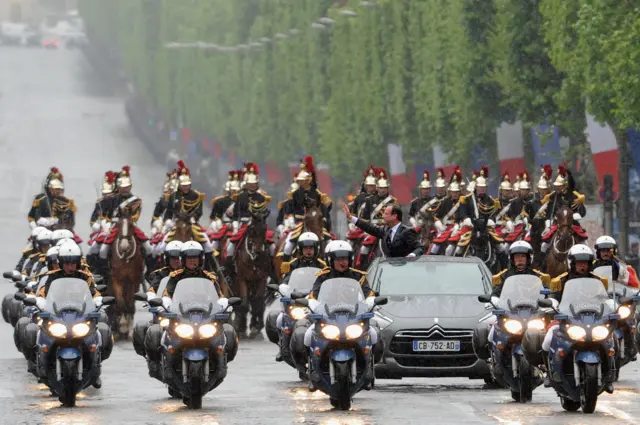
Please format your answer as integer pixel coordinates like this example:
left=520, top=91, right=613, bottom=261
left=528, top=217, right=545, bottom=269
left=232, top=203, right=271, bottom=339
left=545, top=206, right=576, bottom=278
left=108, top=207, right=145, bottom=340
left=171, top=212, right=196, bottom=242
left=418, top=210, right=436, bottom=251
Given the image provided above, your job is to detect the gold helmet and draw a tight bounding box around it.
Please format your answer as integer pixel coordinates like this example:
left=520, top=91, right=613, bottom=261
left=418, top=171, right=431, bottom=189
left=117, top=165, right=132, bottom=188
left=176, top=160, right=192, bottom=186
left=364, top=165, right=377, bottom=186
left=554, top=165, right=568, bottom=187
left=499, top=172, right=512, bottom=192
left=244, top=162, right=259, bottom=184
left=448, top=166, right=462, bottom=192
left=476, top=166, right=489, bottom=188
left=376, top=168, right=389, bottom=188
left=537, top=164, right=552, bottom=189
left=47, top=167, right=64, bottom=190
left=296, top=156, right=315, bottom=183
left=512, top=174, right=521, bottom=191
left=102, top=171, right=116, bottom=195
left=435, top=168, right=447, bottom=188
left=519, top=171, right=531, bottom=190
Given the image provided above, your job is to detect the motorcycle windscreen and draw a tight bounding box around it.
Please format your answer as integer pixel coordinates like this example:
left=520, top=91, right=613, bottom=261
left=156, top=276, right=171, bottom=298
left=170, top=278, right=221, bottom=316
left=593, top=265, right=629, bottom=297
left=284, top=267, right=321, bottom=297
left=558, top=278, right=613, bottom=317
left=44, top=278, right=95, bottom=314
left=497, top=275, right=545, bottom=311
left=316, top=278, right=367, bottom=316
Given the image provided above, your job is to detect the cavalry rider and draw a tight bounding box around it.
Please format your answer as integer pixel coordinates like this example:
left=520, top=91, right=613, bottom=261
left=99, top=166, right=155, bottom=271
left=431, top=167, right=466, bottom=255
left=280, top=232, right=327, bottom=277
left=593, top=235, right=639, bottom=287
left=209, top=171, right=242, bottom=252
left=524, top=165, right=552, bottom=227
left=539, top=165, right=588, bottom=257
left=304, top=240, right=377, bottom=390
left=27, top=167, right=76, bottom=230
left=276, top=178, right=299, bottom=237
left=493, top=173, right=514, bottom=233
left=225, top=163, right=275, bottom=270
left=409, top=171, right=435, bottom=228
left=87, top=171, right=116, bottom=272
left=503, top=172, right=532, bottom=239
left=151, top=169, right=178, bottom=235
left=282, top=156, right=332, bottom=262
left=350, top=166, right=378, bottom=216
left=353, top=167, right=396, bottom=267
left=163, top=160, right=206, bottom=226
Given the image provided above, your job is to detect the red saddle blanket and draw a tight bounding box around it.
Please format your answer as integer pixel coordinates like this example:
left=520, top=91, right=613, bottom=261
left=104, top=225, right=149, bottom=243
left=448, top=225, right=472, bottom=243
left=208, top=226, right=230, bottom=241
left=432, top=225, right=454, bottom=244
left=228, top=223, right=275, bottom=244
left=504, top=224, right=525, bottom=243
left=347, top=228, right=366, bottom=240
left=541, top=224, right=588, bottom=242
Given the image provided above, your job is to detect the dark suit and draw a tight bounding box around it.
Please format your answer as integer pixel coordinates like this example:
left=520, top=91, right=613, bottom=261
left=354, top=219, right=425, bottom=257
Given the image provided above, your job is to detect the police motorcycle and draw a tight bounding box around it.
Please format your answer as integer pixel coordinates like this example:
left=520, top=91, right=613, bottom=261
left=3, top=270, right=32, bottom=327
left=593, top=265, right=640, bottom=379
left=17, top=278, right=114, bottom=407
left=265, top=267, right=320, bottom=378
left=477, top=275, right=547, bottom=402
left=293, top=278, right=387, bottom=410
left=147, top=278, right=241, bottom=409
left=536, top=278, right=619, bottom=413
left=133, top=276, right=171, bottom=358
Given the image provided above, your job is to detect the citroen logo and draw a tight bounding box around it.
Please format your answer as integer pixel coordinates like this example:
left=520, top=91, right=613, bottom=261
left=434, top=318, right=439, bottom=324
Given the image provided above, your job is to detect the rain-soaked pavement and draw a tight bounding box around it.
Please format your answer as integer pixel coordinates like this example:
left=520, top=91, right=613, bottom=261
left=1, top=46, right=640, bottom=425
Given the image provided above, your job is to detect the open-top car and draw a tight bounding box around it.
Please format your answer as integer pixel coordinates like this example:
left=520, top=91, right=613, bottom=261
left=367, top=256, right=493, bottom=381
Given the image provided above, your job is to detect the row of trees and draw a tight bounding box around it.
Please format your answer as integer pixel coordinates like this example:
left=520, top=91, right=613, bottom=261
left=77, top=0, right=640, bottom=183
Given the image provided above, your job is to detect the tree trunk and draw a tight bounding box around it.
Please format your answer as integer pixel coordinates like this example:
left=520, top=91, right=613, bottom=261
left=616, top=129, right=631, bottom=256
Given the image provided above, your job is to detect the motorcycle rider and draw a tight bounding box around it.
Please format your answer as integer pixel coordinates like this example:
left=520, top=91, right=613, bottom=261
left=491, top=241, right=551, bottom=296
left=280, top=232, right=327, bottom=277
left=162, top=241, right=224, bottom=300
left=147, top=240, right=183, bottom=295
left=37, top=242, right=101, bottom=299
left=593, top=235, right=638, bottom=286
left=21, top=229, right=53, bottom=277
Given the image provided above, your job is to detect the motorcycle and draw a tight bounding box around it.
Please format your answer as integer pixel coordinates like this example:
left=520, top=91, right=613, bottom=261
left=537, top=277, right=618, bottom=413
left=265, top=267, right=319, bottom=377
left=133, top=276, right=171, bottom=358
left=148, top=278, right=241, bottom=409
left=23, top=278, right=114, bottom=407
left=294, top=277, right=387, bottom=410
left=477, top=275, right=547, bottom=402
left=593, top=265, right=640, bottom=380
left=2, top=271, right=30, bottom=326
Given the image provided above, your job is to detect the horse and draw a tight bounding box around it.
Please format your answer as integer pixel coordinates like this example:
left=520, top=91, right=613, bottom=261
left=528, top=217, right=545, bottom=269
left=53, top=208, right=75, bottom=231
left=458, top=217, right=500, bottom=273
left=418, top=210, right=436, bottom=252
left=232, top=202, right=272, bottom=339
left=108, top=206, right=145, bottom=340
left=171, top=212, right=196, bottom=242
left=545, top=206, right=577, bottom=278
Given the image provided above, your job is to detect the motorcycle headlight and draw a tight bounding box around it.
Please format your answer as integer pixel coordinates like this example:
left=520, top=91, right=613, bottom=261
left=566, top=326, right=586, bottom=341
left=527, top=319, right=545, bottom=331
left=592, top=325, right=609, bottom=341
left=48, top=322, right=67, bottom=338
left=198, top=323, right=217, bottom=338
left=289, top=306, right=307, bottom=320
left=321, top=324, right=341, bottom=340
left=160, top=318, right=170, bottom=328
left=345, top=324, right=364, bottom=339
left=503, top=319, right=523, bottom=335
left=71, top=322, right=90, bottom=338
left=617, top=305, right=632, bottom=320
left=175, top=324, right=194, bottom=339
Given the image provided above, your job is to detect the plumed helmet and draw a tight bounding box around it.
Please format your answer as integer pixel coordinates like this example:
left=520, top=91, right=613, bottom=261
left=435, top=168, right=447, bottom=188
left=499, top=173, right=512, bottom=192
left=244, top=162, right=260, bottom=184
left=519, top=171, right=531, bottom=190
left=47, top=167, right=65, bottom=190
left=117, top=165, right=132, bottom=188
left=376, top=168, right=390, bottom=188
left=554, top=165, right=568, bottom=187
left=176, top=160, right=192, bottom=186
left=448, top=167, right=462, bottom=192
left=476, top=166, right=489, bottom=188
left=364, top=165, right=377, bottom=186
left=102, top=171, right=116, bottom=194
left=418, top=171, right=431, bottom=189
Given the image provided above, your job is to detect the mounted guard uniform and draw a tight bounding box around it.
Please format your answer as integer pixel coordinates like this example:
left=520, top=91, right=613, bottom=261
left=276, top=180, right=299, bottom=238
left=88, top=171, right=116, bottom=249
left=208, top=171, right=242, bottom=251
left=28, top=167, right=64, bottom=229
left=409, top=171, right=435, bottom=230
left=347, top=166, right=378, bottom=245
left=150, top=169, right=178, bottom=237
left=430, top=167, right=467, bottom=256
left=503, top=172, right=533, bottom=244
left=523, top=165, right=552, bottom=243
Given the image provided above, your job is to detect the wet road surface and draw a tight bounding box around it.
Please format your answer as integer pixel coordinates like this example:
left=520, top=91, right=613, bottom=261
left=1, top=46, right=640, bottom=425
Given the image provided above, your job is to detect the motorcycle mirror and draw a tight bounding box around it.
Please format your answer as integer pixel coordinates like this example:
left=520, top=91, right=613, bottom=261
left=373, top=296, right=388, bottom=306
left=227, top=297, right=242, bottom=307
left=96, top=284, right=107, bottom=293
left=295, top=298, right=309, bottom=307
left=14, top=281, right=27, bottom=289
left=477, top=294, right=491, bottom=303
left=14, top=292, right=26, bottom=301
left=11, top=274, right=23, bottom=282
left=3, top=271, right=13, bottom=279
left=23, top=297, right=37, bottom=306
left=618, top=297, right=632, bottom=305
left=148, top=298, right=163, bottom=308
left=101, top=296, right=116, bottom=306
left=134, top=292, right=148, bottom=302
left=266, top=283, right=280, bottom=292
left=93, top=275, right=104, bottom=284
left=537, top=299, right=553, bottom=308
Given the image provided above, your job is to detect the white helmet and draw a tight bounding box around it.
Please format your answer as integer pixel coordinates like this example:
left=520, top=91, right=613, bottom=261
left=58, top=242, right=82, bottom=264
left=594, top=235, right=616, bottom=259
left=324, top=240, right=340, bottom=254
left=46, top=246, right=59, bottom=265
left=52, top=229, right=74, bottom=243
left=508, top=241, right=533, bottom=265
left=56, top=237, right=75, bottom=246
left=298, top=232, right=320, bottom=256
left=181, top=240, right=204, bottom=258
left=567, top=244, right=595, bottom=272
left=36, top=229, right=54, bottom=245
left=328, top=240, right=354, bottom=267
left=165, top=240, right=184, bottom=256
left=31, top=226, right=47, bottom=239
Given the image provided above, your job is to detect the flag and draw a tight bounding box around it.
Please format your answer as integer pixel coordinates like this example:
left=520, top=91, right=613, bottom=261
left=387, top=144, right=412, bottom=203
left=585, top=112, right=619, bottom=200
left=496, top=121, right=526, bottom=178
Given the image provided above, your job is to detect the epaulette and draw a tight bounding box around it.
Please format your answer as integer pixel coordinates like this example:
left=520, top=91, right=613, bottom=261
left=33, top=194, right=46, bottom=207
left=286, top=192, right=293, bottom=200
left=28, top=252, right=40, bottom=259
left=211, top=195, right=223, bottom=206
left=549, top=272, right=567, bottom=292
left=532, top=269, right=551, bottom=286
left=232, top=193, right=239, bottom=201
left=278, top=201, right=284, bottom=210
left=21, top=247, right=33, bottom=255
left=350, top=268, right=367, bottom=285
left=281, top=258, right=297, bottom=274
left=491, top=269, right=508, bottom=286
left=318, top=259, right=327, bottom=267
left=152, top=266, right=168, bottom=275
left=459, top=195, right=467, bottom=204
left=541, top=193, right=551, bottom=204
left=169, top=269, right=184, bottom=277
left=163, top=193, right=170, bottom=201
left=315, top=267, right=331, bottom=276
left=69, top=199, right=77, bottom=213
left=590, top=272, right=608, bottom=289
left=78, top=269, right=93, bottom=277
left=196, top=191, right=206, bottom=201
left=320, top=193, right=332, bottom=206
left=203, top=270, right=218, bottom=280
left=46, top=269, right=59, bottom=275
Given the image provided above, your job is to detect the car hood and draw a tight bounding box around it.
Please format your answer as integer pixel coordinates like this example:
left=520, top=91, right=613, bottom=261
left=378, top=294, right=486, bottom=319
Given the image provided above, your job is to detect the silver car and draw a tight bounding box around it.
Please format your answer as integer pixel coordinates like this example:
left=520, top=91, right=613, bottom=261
left=368, top=256, right=493, bottom=381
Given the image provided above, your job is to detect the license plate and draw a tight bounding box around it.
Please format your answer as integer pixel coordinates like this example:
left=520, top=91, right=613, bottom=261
left=413, top=340, right=460, bottom=352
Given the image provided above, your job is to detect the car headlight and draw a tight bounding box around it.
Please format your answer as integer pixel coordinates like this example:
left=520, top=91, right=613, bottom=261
left=198, top=324, right=217, bottom=338
left=71, top=322, right=90, bottom=338
left=566, top=326, right=586, bottom=341
left=592, top=325, right=610, bottom=341
left=289, top=306, right=307, bottom=320
left=321, top=324, right=341, bottom=340
left=527, top=319, right=545, bottom=331
left=618, top=305, right=632, bottom=320
left=345, top=324, right=364, bottom=339
left=175, top=324, right=194, bottom=339
left=48, top=322, right=67, bottom=338
left=374, top=311, right=394, bottom=330
left=160, top=318, right=170, bottom=328
left=503, top=319, right=523, bottom=335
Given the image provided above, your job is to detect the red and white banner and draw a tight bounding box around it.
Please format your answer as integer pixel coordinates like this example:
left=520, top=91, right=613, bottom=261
left=496, top=121, right=526, bottom=178
left=432, top=145, right=457, bottom=178
left=585, top=112, right=619, bottom=196
left=387, top=143, right=414, bottom=204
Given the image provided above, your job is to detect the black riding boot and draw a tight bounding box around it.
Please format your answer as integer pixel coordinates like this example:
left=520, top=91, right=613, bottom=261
left=234, top=297, right=249, bottom=336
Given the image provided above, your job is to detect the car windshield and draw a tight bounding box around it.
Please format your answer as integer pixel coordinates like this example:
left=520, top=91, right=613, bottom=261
left=44, top=278, right=94, bottom=314
left=374, top=260, right=487, bottom=295
left=559, top=278, right=612, bottom=316
left=285, top=267, right=320, bottom=296
left=497, top=275, right=545, bottom=311
left=156, top=276, right=170, bottom=297
left=170, top=278, right=221, bottom=316
left=316, top=278, right=366, bottom=316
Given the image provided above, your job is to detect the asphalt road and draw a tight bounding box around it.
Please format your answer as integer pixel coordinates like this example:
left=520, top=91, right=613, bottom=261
left=0, top=46, right=639, bottom=425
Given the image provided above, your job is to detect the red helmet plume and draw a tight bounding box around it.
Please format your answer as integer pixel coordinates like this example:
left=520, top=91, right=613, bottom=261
left=300, top=155, right=315, bottom=174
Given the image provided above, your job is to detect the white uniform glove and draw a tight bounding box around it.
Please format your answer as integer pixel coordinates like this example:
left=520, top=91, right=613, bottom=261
left=505, top=220, right=514, bottom=233
left=619, top=264, right=630, bottom=284
left=308, top=299, right=320, bottom=314
left=94, top=296, right=104, bottom=308
left=572, top=213, right=582, bottom=221
left=491, top=296, right=500, bottom=306
left=544, top=219, right=551, bottom=229
left=146, top=292, right=156, bottom=301
left=487, top=219, right=496, bottom=227
left=162, top=296, right=172, bottom=310
left=435, top=221, right=446, bottom=233
left=190, top=217, right=196, bottom=224
left=210, top=219, right=222, bottom=232
left=462, top=217, right=472, bottom=227
left=232, top=221, right=240, bottom=234
left=162, top=219, right=174, bottom=234
left=409, top=217, right=418, bottom=227
left=29, top=221, right=37, bottom=230
left=285, top=216, right=296, bottom=229
left=365, top=296, right=376, bottom=309
left=151, top=227, right=159, bottom=236
left=91, top=222, right=101, bottom=232
left=452, top=224, right=460, bottom=235
left=522, top=217, right=528, bottom=227
left=217, top=298, right=229, bottom=310
left=152, top=218, right=163, bottom=231
left=276, top=224, right=285, bottom=236
left=348, top=222, right=357, bottom=231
